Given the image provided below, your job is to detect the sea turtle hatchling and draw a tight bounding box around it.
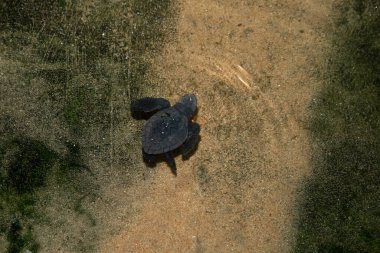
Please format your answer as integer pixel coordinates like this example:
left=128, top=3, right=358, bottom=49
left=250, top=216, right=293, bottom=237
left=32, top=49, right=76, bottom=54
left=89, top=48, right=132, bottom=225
left=131, top=94, right=200, bottom=175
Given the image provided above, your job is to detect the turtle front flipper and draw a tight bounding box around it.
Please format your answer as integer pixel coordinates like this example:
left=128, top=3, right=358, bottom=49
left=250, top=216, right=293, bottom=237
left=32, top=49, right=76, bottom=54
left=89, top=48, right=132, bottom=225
left=131, top=97, right=170, bottom=119
left=181, top=122, right=200, bottom=158
left=165, top=152, right=177, bottom=176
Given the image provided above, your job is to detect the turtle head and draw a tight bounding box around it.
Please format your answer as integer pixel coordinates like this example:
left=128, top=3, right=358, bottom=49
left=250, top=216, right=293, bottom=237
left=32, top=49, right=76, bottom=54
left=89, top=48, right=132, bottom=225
left=174, top=94, right=197, bottom=119
left=179, top=94, right=197, bottom=113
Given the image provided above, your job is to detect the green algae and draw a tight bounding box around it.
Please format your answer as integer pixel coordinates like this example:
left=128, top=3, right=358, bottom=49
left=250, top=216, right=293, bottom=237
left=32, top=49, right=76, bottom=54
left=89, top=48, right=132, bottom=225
left=295, top=1, right=380, bottom=252
left=0, top=0, right=176, bottom=251
left=0, top=137, right=57, bottom=193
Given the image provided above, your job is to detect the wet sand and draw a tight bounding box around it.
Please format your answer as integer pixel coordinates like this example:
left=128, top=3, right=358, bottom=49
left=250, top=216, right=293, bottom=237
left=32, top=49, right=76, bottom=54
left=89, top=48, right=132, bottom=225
left=99, top=0, right=332, bottom=252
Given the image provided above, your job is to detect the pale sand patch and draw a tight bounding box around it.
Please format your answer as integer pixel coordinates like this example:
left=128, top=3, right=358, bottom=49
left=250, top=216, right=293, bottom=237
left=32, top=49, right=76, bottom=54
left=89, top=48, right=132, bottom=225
left=100, top=0, right=332, bottom=252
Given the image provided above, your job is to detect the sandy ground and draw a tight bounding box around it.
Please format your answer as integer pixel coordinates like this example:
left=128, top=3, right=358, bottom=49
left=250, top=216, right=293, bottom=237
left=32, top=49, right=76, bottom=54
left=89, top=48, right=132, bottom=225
left=99, top=0, right=333, bottom=252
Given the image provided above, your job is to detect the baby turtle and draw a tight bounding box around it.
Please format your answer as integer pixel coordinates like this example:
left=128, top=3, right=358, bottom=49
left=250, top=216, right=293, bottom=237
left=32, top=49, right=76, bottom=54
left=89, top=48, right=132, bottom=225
left=131, top=94, right=200, bottom=175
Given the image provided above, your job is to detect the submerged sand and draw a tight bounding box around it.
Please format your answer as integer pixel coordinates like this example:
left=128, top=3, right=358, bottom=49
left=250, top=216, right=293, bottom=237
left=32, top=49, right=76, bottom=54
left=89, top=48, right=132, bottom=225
left=0, top=0, right=333, bottom=252
left=99, top=0, right=332, bottom=252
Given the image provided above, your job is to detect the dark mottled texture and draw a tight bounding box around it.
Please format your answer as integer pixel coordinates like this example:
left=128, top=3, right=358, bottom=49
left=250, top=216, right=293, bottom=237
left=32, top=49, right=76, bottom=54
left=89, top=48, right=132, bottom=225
left=295, top=1, right=380, bottom=252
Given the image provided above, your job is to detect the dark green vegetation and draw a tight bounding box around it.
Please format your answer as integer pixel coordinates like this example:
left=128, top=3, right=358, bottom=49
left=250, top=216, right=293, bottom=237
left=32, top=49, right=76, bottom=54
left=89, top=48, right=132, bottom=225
left=5, top=219, right=39, bottom=253
left=295, top=1, right=380, bottom=253
left=0, top=0, right=175, bottom=251
left=0, top=137, right=57, bottom=193
left=0, top=137, right=50, bottom=253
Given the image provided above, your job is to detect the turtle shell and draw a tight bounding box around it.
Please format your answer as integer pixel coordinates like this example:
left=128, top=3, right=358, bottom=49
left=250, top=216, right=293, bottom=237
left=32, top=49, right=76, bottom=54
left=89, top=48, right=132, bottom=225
left=142, top=107, right=188, bottom=154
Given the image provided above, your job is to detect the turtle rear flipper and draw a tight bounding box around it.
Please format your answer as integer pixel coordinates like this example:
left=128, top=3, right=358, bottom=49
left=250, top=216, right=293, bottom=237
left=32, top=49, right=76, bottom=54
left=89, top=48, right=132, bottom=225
left=131, top=97, right=170, bottom=119
left=165, top=152, right=177, bottom=176
left=142, top=149, right=156, bottom=165
left=181, top=122, right=200, bottom=158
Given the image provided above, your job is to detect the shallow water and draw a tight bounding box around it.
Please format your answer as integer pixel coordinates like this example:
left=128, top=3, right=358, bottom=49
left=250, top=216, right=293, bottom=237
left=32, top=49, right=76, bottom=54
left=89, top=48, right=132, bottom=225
left=1, top=0, right=379, bottom=252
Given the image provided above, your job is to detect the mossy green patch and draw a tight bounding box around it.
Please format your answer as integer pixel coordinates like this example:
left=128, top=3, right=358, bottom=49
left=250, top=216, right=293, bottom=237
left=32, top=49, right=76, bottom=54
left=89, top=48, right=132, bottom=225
left=62, top=74, right=111, bottom=136
left=1, top=0, right=176, bottom=251
left=130, top=0, right=174, bottom=54
left=295, top=1, right=380, bottom=253
left=73, top=194, right=96, bottom=227
left=6, top=219, right=39, bottom=253
left=0, top=133, right=91, bottom=252
left=0, top=137, right=57, bottom=194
